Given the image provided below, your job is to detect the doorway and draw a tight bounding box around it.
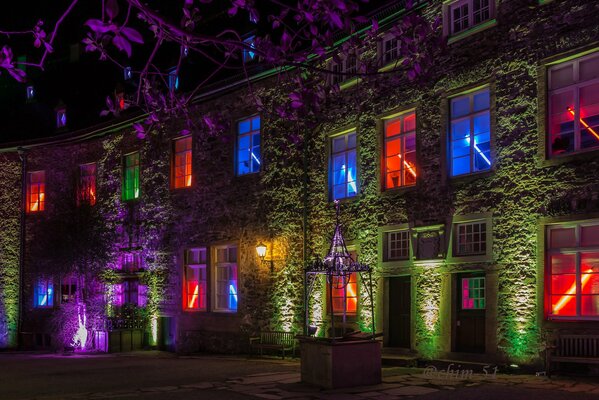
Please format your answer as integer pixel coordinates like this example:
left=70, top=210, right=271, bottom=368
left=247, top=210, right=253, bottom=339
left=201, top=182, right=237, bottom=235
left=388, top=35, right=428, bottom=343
left=455, top=273, right=486, bottom=353
left=388, top=276, right=411, bottom=348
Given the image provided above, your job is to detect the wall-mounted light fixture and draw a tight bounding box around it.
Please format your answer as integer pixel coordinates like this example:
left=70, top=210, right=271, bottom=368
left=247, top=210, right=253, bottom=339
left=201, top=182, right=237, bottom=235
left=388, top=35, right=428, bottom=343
left=256, top=242, right=279, bottom=273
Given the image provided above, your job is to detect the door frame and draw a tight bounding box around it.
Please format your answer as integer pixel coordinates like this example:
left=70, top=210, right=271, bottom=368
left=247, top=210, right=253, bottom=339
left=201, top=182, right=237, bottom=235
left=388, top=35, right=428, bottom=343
left=384, top=274, right=413, bottom=349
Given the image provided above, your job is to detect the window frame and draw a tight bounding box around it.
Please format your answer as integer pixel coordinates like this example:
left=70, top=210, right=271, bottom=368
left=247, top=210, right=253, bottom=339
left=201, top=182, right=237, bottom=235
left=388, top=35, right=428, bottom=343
left=454, top=221, right=487, bottom=256
left=183, top=247, right=208, bottom=312
left=328, top=52, right=360, bottom=87
left=383, top=110, right=417, bottom=190
left=547, top=51, right=599, bottom=158
left=329, top=129, right=359, bottom=201
left=448, top=86, right=492, bottom=178
left=385, top=230, right=411, bottom=261
left=172, top=136, right=193, bottom=189
left=34, top=277, right=54, bottom=308
left=78, top=162, right=97, bottom=206
left=122, top=152, right=140, bottom=201
left=545, top=221, right=599, bottom=321
left=212, top=245, right=238, bottom=313
left=61, top=275, right=78, bottom=304
left=444, top=0, right=496, bottom=37
left=328, top=272, right=359, bottom=316
left=27, top=170, right=46, bottom=213
left=235, top=115, right=261, bottom=176
left=448, top=213, right=493, bottom=263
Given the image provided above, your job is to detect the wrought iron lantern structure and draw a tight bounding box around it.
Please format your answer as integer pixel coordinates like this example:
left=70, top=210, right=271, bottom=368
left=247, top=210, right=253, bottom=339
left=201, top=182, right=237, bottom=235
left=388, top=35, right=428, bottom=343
left=304, top=201, right=375, bottom=339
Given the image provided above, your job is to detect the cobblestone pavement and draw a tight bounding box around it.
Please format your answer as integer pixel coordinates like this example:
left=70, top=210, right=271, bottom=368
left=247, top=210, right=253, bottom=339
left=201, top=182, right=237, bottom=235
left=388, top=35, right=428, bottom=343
left=17, top=362, right=599, bottom=400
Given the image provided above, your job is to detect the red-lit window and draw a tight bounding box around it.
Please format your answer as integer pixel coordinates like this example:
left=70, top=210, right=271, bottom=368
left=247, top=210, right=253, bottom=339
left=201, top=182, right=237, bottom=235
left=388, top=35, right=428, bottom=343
left=329, top=272, right=358, bottom=315
left=78, top=163, right=97, bottom=205
left=27, top=171, right=45, bottom=213
left=462, top=277, right=485, bottom=309
left=548, top=52, right=599, bottom=156
left=384, top=111, right=416, bottom=189
left=183, top=248, right=207, bottom=311
left=547, top=222, right=599, bottom=319
left=173, top=136, right=192, bottom=188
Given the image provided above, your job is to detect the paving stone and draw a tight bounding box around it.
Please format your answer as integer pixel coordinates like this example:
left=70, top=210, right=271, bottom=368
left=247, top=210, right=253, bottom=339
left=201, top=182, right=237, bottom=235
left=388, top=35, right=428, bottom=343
left=254, top=394, right=284, bottom=400
left=180, top=382, right=215, bottom=389
left=355, top=391, right=385, bottom=397
left=383, top=386, right=439, bottom=396
left=241, top=373, right=300, bottom=384
left=562, top=383, right=598, bottom=392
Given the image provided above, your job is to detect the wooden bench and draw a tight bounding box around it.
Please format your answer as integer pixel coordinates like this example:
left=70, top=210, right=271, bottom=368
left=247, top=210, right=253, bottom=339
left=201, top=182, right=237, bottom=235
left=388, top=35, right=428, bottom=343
left=547, top=334, right=599, bottom=371
left=249, top=331, right=297, bottom=359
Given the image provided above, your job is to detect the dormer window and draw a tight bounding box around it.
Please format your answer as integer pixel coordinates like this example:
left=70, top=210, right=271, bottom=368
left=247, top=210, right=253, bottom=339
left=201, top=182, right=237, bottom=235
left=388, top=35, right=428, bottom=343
left=168, top=68, right=179, bottom=91
left=242, top=35, right=256, bottom=63
left=380, top=33, right=399, bottom=65
left=124, top=66, right=132, bottom=80
left=26, top=85, right=35, bottom=101
left=56, top=108, right=67, bottom=128
left=330, top=53, right=359, bottom=86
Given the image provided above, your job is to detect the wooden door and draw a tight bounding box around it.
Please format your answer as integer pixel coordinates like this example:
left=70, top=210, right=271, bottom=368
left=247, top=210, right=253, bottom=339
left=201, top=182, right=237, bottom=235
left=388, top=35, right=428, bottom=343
left=388, top=276, right=411, bottom=348
left=455, top=273, right=486, bottom=353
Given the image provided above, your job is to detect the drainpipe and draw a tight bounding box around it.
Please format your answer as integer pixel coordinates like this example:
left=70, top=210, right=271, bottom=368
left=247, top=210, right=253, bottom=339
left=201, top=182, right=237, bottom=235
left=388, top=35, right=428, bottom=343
left=17, top=147, right=27, bottom=349
left=302, top=125, right=309, bottom=336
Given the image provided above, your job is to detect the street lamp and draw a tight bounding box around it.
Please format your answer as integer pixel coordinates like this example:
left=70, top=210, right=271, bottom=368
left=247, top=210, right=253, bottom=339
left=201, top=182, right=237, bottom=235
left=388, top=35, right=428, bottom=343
left=256, top=242, right=275, bottom=273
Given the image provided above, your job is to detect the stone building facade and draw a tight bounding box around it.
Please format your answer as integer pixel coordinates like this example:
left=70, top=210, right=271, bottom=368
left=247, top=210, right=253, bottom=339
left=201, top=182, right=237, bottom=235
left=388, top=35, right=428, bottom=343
left=1, top=0, right=599, bottom=366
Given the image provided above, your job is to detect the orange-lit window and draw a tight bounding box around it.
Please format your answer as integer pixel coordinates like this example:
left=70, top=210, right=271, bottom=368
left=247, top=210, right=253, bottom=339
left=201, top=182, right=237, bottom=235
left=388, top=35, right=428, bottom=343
left=384, top=111, right=416, bottom=189
left=27, top=171, right=45, bottom=213
left=173, top=136, right=192, bottom=188
left=329, top=272, right=358, bottom=315
left=547, top=222, right=599, bottom=319
left=548, top=52, right=599, bottom=156
left=183, top=248, right=207, bottom=311
left=78, top=163, right=97, bottom=205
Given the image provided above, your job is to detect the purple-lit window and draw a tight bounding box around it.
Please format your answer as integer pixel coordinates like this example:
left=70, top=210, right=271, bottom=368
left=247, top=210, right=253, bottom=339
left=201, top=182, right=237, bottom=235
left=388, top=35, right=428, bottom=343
left=27, top=171, right=45, bottom=213
left=34, top=278, right=54, bottom=308
left=548, top=52, right=599, bottom=156
left=78, top=163, right=97, bottom=205
left=547, top=222, right=599, bottom=319
left=447, top=0, right=494, bottom=35
left=113, top=281, right=146, bottom=307
left=214, top=246, right=238, bottom=312
left=120, top=253, right=142, bottom=272
left=462, top=277, right=485, bottom=309
left=57, top=108, right=67, bottom=128
left=61, top=276, right=77, bottom=303
left=184, top=248, right=207, bottom=311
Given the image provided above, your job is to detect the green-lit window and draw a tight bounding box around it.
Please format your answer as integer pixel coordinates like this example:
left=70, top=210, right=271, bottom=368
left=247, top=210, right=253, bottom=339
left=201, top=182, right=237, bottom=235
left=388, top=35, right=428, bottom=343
left=122, top=152, right=140, bottom=201
left=462, top=277, right=485, bottom=309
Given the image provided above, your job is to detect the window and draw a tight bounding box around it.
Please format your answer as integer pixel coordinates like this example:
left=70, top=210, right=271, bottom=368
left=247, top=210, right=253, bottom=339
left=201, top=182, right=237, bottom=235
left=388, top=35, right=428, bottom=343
left=214, top=246, right=238, bottom=312
left=113, top=280, right=147, bottom=307
left=56, top=108, right=67, bottom=128
left=183, top=248, right=207, bottom=311
left=124, top=66, right=132, bottom=80
left=547, top=222, right=599, bottom=319
left=242, top=35, right=256, bottom=63
left=548, top=52, right=599, bottom=156
left=168, top=68, right=179, bottom=91
left=385, top=230, right=410, bottom=261
left=449, top=88, right=491, bottom=176
left=384, top=111, right=416, bottom=189
left=78, top=163, right=97, bottom=205
left=120, top=252, right=142, bottom=273
left=122, top=152, right=140, bottom=201
left=330, top=272, right=358, bottom=315
left=236, top=115, right=261, bottom=175
left=330, top=131, right=358, bottom=200
left=381, top=34, right=399, bottom=65
left=172, top=136, right=192, bottom=188
left=61, top=276, right=77, bottom=303
left=462, top=277, right=485, bottom=309
left=34, top=278, right=54, bottom=308
left=26, top=85, right=35, bottom=101
left=27, top=171, right=45, bottom=213
left=446, top=0, right=495, bottom=36
left=455, top=221, right=487, bottom=256
left=330, top=54, right=359, bottom=86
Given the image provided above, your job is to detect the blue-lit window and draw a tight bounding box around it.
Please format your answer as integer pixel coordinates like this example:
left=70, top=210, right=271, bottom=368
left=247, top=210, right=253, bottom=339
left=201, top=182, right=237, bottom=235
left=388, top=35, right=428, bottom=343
left=34, top=278, right=54, bottom=308
left=214, top=246, right=238, bottom=312
left=236, top=115, right=261, bottom=175
left=168, top=68, right=179, bottom=91
left=243, top=35, right=256, bottom=63
left=330, top=131, right=358, bottom=200
left=56, top=108, right=67, bottom=128
left=449, top=88, right=491, bottom=176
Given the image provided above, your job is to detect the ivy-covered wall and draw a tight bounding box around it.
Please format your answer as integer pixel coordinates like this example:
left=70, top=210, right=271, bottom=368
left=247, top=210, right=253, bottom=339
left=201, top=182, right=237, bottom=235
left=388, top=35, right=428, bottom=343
left=1, top=0, right=598, bottom=364
left=0, top=153, right=21, bottom=348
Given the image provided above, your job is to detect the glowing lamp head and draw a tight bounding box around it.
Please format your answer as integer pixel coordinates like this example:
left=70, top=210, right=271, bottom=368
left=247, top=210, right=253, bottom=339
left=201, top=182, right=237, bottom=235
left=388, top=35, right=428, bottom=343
left=256, top=243, right=267, bottom=260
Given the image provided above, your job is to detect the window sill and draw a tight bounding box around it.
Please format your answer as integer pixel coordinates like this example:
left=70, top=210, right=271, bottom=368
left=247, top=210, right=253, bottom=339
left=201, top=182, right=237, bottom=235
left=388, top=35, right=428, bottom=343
left=547, top=316, right=599, bottom=322
left=339, top=77, right=361, bottom=90
left=378, top=59, right=404, bottom=73
left=447, top=19, right=497, bottom=45
left=541, top=147, right=599, bottom=168
left=381, top=259, right=412, bottom=269
left=449, top=169, right=493, bottom=184
left=330, top=194, right=359, bottom=204
left=381, top=184, right=417, bottom=197
left=446, top=254, right=493, bottom=264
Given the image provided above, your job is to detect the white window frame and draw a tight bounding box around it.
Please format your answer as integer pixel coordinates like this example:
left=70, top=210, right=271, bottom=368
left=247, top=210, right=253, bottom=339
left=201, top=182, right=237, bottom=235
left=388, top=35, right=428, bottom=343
left=547, top=51, right=599, bottom=157
left=444, top=0, right=495, bottom=36
left=449, top=213, right=493, bottom=262
left=329, top=130, right=358, bottom=201
left=386, top=230, right=410, bottom=261
left=455, top=221, right=487, bottom=256
left=329, top=52, right=359, bottom=86
left=184, top=248, right=207, bottom=311
left=213, top=245, right=238, bottom=313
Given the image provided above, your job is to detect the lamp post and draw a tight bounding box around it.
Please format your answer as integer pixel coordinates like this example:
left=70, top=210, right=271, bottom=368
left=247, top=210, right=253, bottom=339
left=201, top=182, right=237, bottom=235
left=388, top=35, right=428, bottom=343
left=256, top=242, right=274, bottom=273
